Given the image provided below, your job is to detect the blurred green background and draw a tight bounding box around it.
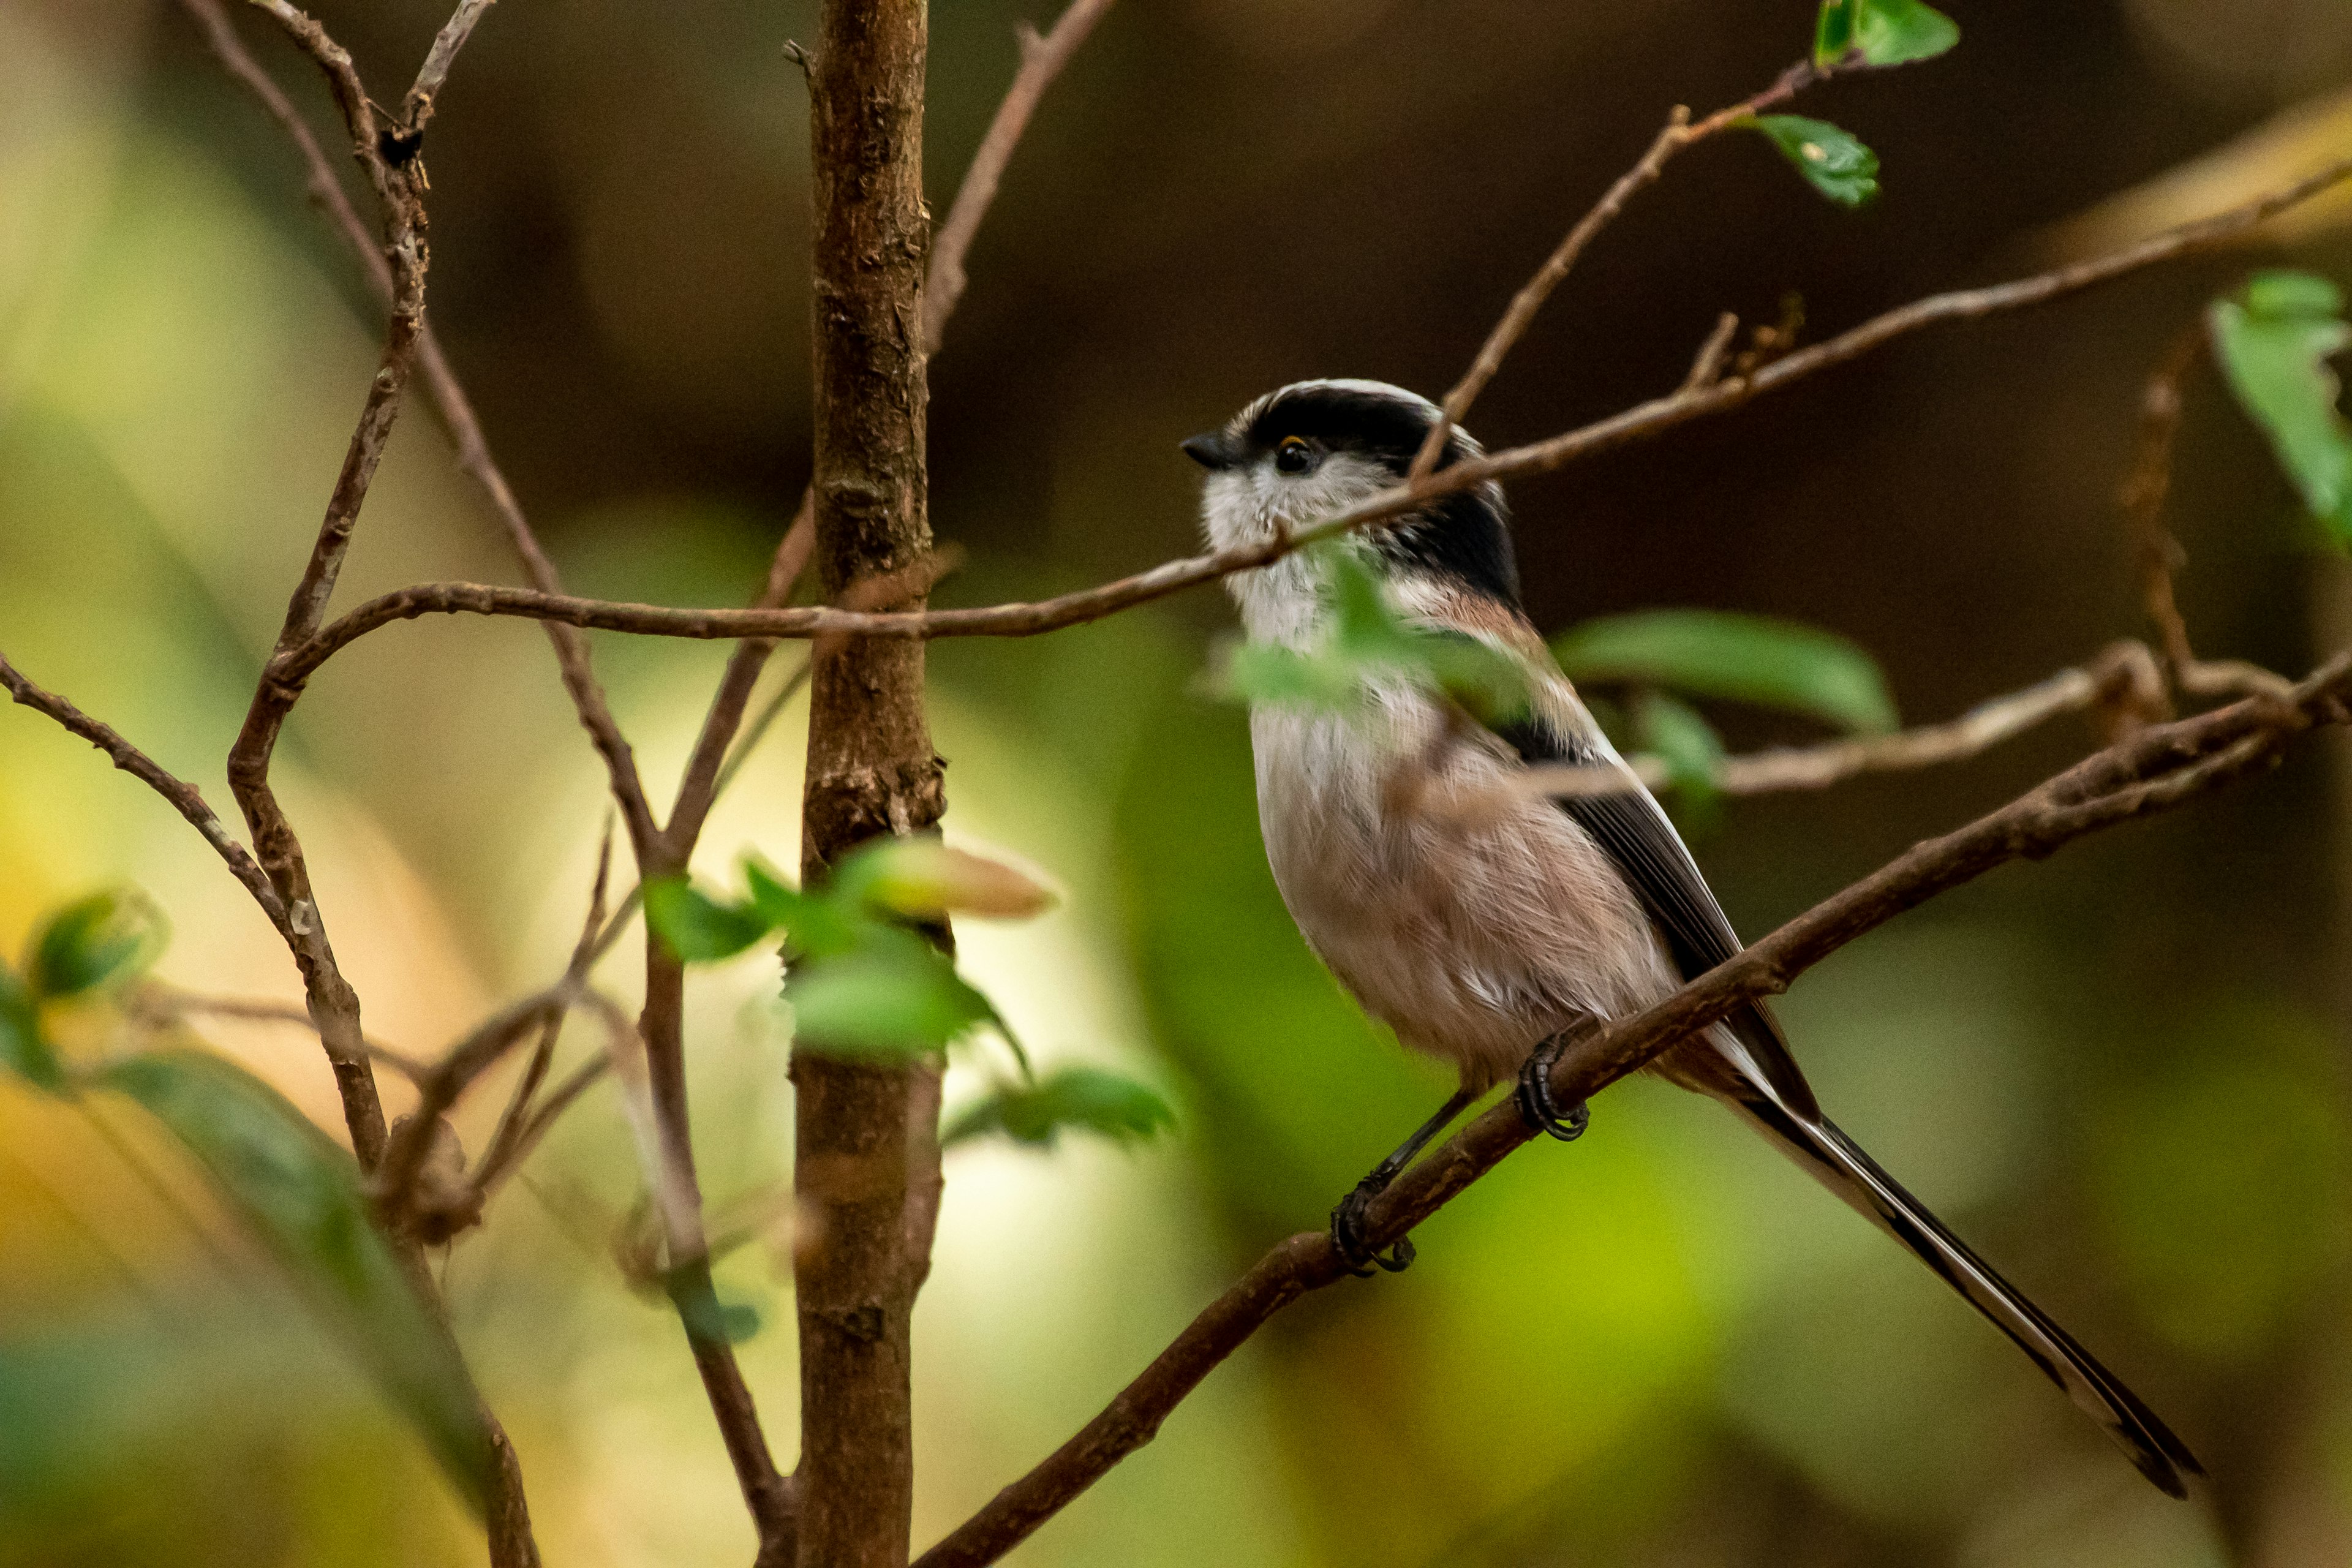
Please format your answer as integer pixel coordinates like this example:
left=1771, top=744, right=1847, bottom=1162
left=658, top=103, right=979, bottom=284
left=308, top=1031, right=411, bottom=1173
left=7, top=0, right=2352, bottom=1563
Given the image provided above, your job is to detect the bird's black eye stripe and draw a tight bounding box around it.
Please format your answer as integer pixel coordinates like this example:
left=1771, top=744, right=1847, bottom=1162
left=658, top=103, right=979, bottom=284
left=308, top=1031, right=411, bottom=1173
left=1274, top=435, right=1316, bottom=475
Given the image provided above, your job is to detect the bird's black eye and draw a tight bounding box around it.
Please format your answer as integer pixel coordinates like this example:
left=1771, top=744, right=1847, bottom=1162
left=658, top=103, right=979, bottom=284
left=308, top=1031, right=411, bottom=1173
left=1273, top=436, right=1316, bottom=475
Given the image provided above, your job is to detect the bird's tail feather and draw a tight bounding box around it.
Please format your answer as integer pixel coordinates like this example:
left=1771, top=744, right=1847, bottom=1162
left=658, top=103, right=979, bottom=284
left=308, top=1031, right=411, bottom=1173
left=1730, top=1090, right=2203, bottom=1499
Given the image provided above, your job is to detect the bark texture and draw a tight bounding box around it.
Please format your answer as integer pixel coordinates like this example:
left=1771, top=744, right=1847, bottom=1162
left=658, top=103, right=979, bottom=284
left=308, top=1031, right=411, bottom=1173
left=796, top=3, right=941, bottom=1565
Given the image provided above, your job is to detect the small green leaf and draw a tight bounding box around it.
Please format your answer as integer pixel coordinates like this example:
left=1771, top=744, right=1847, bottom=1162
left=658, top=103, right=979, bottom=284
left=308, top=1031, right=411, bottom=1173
left=671, top=1275, right=763, bottom=1345
left=941, top=1066, right=1177, bottom=1151
left=1216, top=546, right=1534, bottom=725
left=2247, top=270, right=2344, bottom=319
left=28, top=888, right=168, bottom=1000
left=744, top=860, right=864, bottom=958
left=784, top=928, right=997, bottom=1058
left=1814, top=0, right=1856, bottom=64
left=1553, top=609, right=1898, bottom=734
left=1744, top=115, right=1880, bottom=208
left=1634, top=689, right=1727, bottom=834
left=1856, top=0, right=1959, bottom=65
left=1817, top=0, right=1959, bottom=67
left=100, top=1050, right=492, bottom=1513
left=0, top=967, right=64, bottom=1092
left=644, top=878, right=777, bottom=963
left=2211, top=271, right=2352, bottom=540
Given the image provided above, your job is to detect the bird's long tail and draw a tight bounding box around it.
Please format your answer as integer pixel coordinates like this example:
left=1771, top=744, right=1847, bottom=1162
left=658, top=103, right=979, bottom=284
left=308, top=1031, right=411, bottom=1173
left=1728, top=1088, right=2203, bottom=1498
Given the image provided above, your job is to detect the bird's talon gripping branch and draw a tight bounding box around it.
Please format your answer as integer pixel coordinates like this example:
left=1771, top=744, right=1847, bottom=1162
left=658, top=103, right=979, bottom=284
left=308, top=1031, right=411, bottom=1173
left=1516, top=1036, right=1591, bottom=1142
left=1330, top=1180, right=1415, bottom=1275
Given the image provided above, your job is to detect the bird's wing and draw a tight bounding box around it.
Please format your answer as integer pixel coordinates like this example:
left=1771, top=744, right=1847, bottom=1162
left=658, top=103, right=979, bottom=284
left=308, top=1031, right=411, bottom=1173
left=1487, top=689, right=1820, bottom=1117
left=1398, top=592, right=1823, bottom=1114
left=1431, top=608, right=2200, bottom=1494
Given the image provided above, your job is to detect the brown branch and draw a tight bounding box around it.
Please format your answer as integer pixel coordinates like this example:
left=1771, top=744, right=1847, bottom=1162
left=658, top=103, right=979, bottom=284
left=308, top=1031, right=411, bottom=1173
left=472, top=1050, right=607, bottom=1196
left=1409, top=60, right=1826, bottom=480
left=182, top=0, right=662, bottom=859
left=372, top=988, right=571, bottom=1227
left=794, top=4, right=941, bottom=1566
left=669, top=0, right=1104, bottom=858
left=1520, top=640, right=2168, bottom=799
left=922, top=0, right=1118, bottom=354
left=130, top=983, right=429, bottom=1078
left=1677, top=310, right=1743, bottom=396
left=2121, top=326, right=2207, bottom=684
left=0, top=654, right=290, bottom=934
left=290, top=149, right=2352, bottom=671
left=189, top=8, right=540, bottom=1560
left=399, top=0, right=498, bottom=139
left=913, top=650, right=2352, bottom=1568
left=219, top=0, right=430, bottom=1174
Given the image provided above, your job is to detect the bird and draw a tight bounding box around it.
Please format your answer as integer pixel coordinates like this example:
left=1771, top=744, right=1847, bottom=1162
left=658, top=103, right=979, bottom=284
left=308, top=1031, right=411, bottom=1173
left=1182, top=377, right=2202, bottom=1499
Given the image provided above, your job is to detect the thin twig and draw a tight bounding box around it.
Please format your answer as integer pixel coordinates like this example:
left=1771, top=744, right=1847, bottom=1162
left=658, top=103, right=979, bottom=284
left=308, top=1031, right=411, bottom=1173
left=1677, top=311, right=1742, bottom=396
left=912, top=650, right=2352, bottom=1568
left=130, top=982, right=429, bottom=1077
left=1521, top=641, right=2166, bottom=800
left=1, top=654, right=288, bottom=933
left=2120, top=326, right=2207, bottom=684
left=922, top=0, right=1119, bottom=354
left=181, top=0, right=662, bottom=859
left=1409, top=60, right=1825, bottom=480
left=279, top=151, right=2352, bottom=669
left=399, top=0, right=498, bottom=140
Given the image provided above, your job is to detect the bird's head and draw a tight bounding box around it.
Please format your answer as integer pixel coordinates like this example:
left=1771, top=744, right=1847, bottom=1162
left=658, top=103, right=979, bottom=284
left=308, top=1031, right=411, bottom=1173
left=1183, top=379, right=1521, bottom=644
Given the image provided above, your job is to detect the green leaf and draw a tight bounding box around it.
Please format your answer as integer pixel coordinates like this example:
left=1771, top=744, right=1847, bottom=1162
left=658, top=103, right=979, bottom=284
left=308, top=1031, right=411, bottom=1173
left=941, top=1066, right=1177, bottom=1150
left=28, top=888, right=168, bottom=1000
left=2211, top=271, right=2352, bottom=540
left=1814, top=0, right=1856, bottom=64
left=1817, top=0, right=1959, bottom=66
left=744, top=860, right=865, bottom=958
left=643, top=877, right=777, bottom=963
left=1553, top=609, right=1898, bottom=733
left=671, top=1275, right=763, bottom=1345
left=100, top=1050, right=492, bottom=1513
left=784, top=927, right=997, bottom=1058
left=1634, top=690, right=1727, bottom=834
left=1744, top=115, right=1880, bottom=208
left=0, top=966, right=64, bottom=1092
left=1215, top=546, right=1534, bottom=725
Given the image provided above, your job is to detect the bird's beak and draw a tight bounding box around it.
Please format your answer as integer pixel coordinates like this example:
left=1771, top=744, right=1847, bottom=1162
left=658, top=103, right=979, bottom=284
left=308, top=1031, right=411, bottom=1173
left=1182, top=432, right=1236, bottom=471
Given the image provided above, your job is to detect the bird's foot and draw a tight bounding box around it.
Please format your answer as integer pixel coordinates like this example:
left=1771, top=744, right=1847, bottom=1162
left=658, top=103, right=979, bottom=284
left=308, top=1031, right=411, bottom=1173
left=1516, top=1035, right=1591, bottom=1142
left=1330, top=1176, right=1415, bottom=1276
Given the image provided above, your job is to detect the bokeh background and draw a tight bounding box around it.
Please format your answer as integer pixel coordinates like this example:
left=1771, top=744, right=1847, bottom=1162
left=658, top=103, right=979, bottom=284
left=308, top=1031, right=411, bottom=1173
left=7, top=0, right=2352, bottom=1563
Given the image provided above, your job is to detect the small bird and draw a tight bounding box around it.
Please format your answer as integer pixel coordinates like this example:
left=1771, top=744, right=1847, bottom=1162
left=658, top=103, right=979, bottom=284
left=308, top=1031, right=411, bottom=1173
left=1183, top=377, right=2201, bottom=1498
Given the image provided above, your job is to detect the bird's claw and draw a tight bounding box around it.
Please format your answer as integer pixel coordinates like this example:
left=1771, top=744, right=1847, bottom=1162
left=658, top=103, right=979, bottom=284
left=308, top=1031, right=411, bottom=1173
left=1517, top=1038, right=1591, bottom=1142
left=1330, top=1179, right=1415, bottom=1276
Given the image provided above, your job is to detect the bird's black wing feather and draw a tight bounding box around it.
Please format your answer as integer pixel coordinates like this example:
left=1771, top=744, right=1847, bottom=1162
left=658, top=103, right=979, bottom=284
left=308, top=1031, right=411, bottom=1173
left=1495, top=712, right=1819, bottom=1116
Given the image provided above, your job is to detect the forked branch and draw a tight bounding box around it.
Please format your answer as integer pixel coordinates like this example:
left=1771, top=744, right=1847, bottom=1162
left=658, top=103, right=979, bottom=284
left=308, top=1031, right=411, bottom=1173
left=279, top=148, right=2352, bottom=669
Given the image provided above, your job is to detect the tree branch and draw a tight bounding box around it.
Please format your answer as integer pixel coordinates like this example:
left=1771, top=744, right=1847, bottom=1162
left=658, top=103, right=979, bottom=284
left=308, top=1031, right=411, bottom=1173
left=0, top=654, right=290, bottom=935
left=1533, top=639, right=2168, bottom=799
left=1408, top=59, right=1834, bottom=478
left=181, top=0, right=662, bottom=858
left=922, top=0, right=1118, bottom=354
left=913, top=650, right=2352, bottom=1568
left=284, top=148, right=2352, bottom=668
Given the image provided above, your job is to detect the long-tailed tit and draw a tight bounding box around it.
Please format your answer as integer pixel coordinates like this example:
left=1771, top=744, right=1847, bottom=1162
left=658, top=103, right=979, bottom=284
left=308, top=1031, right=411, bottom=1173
left=1183, top=378, right=2199, bottom=1498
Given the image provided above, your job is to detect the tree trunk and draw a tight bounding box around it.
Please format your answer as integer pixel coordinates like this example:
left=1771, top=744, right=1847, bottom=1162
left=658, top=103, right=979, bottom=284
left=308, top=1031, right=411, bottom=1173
left=794, top=3, right=940, bottom=1565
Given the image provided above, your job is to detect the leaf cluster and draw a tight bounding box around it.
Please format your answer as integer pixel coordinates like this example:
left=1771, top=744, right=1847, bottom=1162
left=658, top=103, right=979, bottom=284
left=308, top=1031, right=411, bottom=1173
left=645, top=839, right=1175, bottom=1153
left=1745, top=0, right=1961, bottom=209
